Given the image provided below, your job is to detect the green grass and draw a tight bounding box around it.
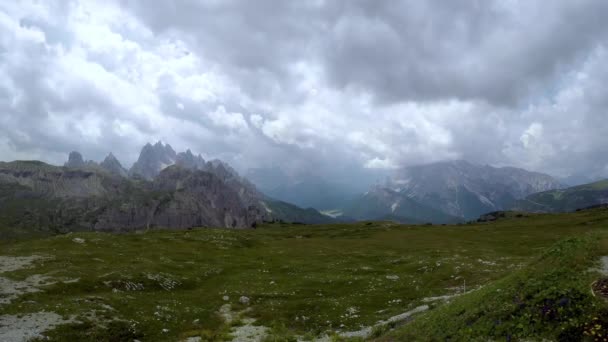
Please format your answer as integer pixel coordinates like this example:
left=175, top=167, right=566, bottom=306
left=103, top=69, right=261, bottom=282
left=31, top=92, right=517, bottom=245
left=381, top=230, right=608, bottom=341
left=1, top=210, right=608, bottom=341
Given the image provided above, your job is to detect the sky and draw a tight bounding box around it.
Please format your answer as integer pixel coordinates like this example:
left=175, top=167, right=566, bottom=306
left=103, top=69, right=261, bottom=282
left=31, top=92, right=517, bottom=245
left=1, top=0, right=607, bottom=181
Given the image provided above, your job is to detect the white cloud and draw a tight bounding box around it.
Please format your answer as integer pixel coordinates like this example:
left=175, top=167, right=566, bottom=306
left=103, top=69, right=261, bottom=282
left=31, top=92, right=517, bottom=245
left=521, top=122, right=543, bottom=148
left=0, top=0, right=607, bottom=181
left=207, top=105, right=249, bottom=132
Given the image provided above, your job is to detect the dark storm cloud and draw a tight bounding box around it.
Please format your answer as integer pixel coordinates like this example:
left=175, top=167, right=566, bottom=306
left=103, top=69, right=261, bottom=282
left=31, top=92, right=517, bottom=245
left=123, top=0, right=608, bottom=106
left=322, top=0, right=608, bottom=105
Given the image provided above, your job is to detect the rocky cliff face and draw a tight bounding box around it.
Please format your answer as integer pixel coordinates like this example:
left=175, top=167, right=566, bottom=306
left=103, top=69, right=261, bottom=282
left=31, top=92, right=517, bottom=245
left=0, top=161, right=268, bottom=232
left=91, top=166, right=268, bottom=231
left=0, top=161, right=120, bottom=198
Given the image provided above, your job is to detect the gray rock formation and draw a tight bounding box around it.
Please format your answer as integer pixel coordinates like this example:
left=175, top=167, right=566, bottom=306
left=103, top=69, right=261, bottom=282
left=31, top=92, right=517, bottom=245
left=92, top=166, right=268, bottom=231
left=0, top=161, right=117, bottom=198
left=0, top=161, right=266, bottom=231
left=64, top=151, right=85, bottom=168
left=0, top=140, right=335, bottom=235
left=129, top=141, right=177, bottom=180
left=100, top=153, right=128, bottom=177
left=64, top=151, right=100, bottom=170
left=175, top=149, right=206, bottom=170
left=0, top=156, right=329, bottom=234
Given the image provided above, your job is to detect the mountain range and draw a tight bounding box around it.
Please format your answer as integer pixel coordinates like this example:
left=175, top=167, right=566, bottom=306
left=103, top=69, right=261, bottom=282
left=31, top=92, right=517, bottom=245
left=340, top=160, right=564, bottom=223
left=246, top=160, right=608, bottom=224
left=0, top=142, right=334, bottom=236
left=2, top=144, right=607, bottom=235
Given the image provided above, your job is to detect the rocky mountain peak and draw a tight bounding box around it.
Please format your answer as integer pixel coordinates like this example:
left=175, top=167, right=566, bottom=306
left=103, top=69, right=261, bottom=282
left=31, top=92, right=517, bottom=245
left=100, top=153, right=127, bottom=177
left=129, top=141, right=178, bottom=180
left=176, top=149, right=206, bottom=170
left=65, top=151, right=85, bottom=168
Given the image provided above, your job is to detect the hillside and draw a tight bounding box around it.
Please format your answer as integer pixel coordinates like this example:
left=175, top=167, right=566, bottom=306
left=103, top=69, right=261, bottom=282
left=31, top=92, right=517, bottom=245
left=382, top=228, right=608, bottom=341
left=261, top=199, right=338, bottom=225
left=2, top=209, right=608, bottom=341
left=513, top=179, right=608, bottom=213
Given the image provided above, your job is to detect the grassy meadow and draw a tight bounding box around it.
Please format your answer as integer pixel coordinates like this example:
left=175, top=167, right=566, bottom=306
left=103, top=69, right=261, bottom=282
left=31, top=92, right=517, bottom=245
left=1, top=209, right=608, bottom=341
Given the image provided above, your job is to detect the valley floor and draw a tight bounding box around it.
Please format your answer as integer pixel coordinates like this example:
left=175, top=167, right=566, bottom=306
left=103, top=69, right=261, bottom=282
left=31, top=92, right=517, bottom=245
left=1, top=210, right=608, bottom=341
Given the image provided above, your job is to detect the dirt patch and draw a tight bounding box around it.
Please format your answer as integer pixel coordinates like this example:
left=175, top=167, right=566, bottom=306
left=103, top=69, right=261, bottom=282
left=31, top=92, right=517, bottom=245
left=592, top=278, right=608, bottom=300
left=214, top=304, right=269, bottom=342
left=0, top=255, right=54, bottom=306
left=230, top=318, right=269, bottom=342
left=0, top=312, right=74, bottom=342
left=0, top=255, right=46, bottom=274
left=0, top=274, right=54, bottom=305
left=0, top=255, right=69, bottom=341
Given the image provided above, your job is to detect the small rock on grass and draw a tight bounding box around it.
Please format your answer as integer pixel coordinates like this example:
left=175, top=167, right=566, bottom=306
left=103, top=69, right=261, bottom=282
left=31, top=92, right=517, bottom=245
left=239, top=296, right=250, bottom=305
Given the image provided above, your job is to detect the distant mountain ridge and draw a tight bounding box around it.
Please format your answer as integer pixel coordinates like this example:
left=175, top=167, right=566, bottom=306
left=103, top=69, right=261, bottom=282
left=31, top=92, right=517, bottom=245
left=344, top=160, right=563, bottom=223
left=343, top=185, right=462, bottom=224
left=395, top=160, right=563, bottom=219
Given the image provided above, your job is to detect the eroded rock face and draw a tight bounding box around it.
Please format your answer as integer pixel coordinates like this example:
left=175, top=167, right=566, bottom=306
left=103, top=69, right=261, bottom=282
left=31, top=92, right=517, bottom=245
left=0, top=161, right=118, bottom=198
left=93, top=166, right=268, bottom=231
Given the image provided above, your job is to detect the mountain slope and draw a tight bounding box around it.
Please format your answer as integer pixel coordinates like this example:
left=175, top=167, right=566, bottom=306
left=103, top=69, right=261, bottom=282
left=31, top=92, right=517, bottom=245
left=512, top=179, right=608, bottom=212
left=261, top=199, right=336, bottom=224
left=393, top=160, right=563, bottom=220
left=385, top=231, right=608, bottom=341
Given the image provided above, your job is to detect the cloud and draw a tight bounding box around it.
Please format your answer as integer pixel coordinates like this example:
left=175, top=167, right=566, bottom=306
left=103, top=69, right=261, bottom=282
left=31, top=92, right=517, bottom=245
left=0, top=0, right=607, bottom=184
